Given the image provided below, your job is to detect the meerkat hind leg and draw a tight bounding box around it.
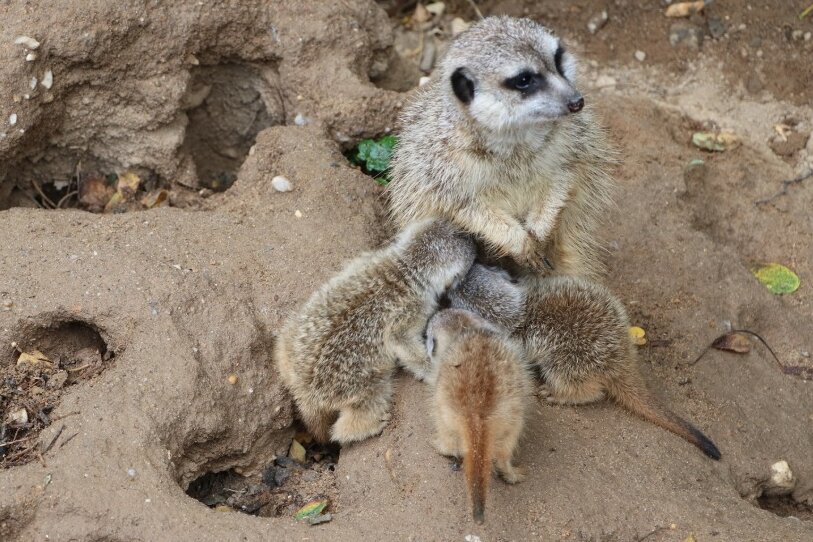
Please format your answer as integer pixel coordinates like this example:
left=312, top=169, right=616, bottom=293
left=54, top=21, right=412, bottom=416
left=433, top=413, right=463, bottom=458
left=331, top=385, right=393, bottom=444
left=539, top=378, right=606, bottom=406
left=494, top=422, right=525, bottom=484
left=297, top=401, right=335, bottom=444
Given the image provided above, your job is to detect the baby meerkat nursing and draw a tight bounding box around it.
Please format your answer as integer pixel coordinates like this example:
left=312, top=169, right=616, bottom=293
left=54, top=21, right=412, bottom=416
left=426, top=308, right=533, bottom=524
left=275, top=220, right=475, bottom=444
left=389, top=16, right=615, bottom=279
left=448, top=269, right=721, bottom=459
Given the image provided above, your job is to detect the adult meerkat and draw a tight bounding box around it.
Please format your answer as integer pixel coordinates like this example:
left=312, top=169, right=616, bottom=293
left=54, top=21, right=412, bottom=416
left=275, top=220, right=475, bottom=444
left=447, top=268, right=722, bottom=460
left=389, top=16, right=615, bottom=279
left=426, top=308, right=533, bottom=524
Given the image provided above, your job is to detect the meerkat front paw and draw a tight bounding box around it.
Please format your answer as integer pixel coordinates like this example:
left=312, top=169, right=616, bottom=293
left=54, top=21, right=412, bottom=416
left=519, top=235, right=552, bottom=274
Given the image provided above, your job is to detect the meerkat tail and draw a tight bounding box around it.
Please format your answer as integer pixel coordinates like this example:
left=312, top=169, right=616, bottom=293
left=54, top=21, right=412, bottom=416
left=463, top=414, right=492, bottom=523
left=606, top=378, right=721, bottom=460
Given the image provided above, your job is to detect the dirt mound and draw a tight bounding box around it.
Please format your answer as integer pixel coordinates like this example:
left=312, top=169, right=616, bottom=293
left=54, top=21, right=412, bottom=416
left=1, top=1, right=812, bottom=541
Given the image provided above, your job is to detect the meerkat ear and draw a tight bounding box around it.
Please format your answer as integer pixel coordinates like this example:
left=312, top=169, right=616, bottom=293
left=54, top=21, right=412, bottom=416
left=451, top=67, right=475, bottom=104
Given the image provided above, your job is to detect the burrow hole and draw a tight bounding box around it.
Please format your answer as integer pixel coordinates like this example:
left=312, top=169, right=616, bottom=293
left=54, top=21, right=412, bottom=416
left=0, top=62, right=282, bottom=213
left=757, top=494, right=813, bottom=521
left=1, top=320, right=113, bottom=467
left=180, top=62, right=284, bottom=192
left=185, top=430, right=340, bottom=519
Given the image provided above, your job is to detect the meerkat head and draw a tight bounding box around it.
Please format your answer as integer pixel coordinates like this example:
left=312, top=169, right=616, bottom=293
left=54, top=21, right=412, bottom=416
left=440, top=16, right=583, bottom=131
left=426, top=308, right=503, bottom=362
left=395, top=220, right=476, bottom=293
left=447, top=264, right=525, bottom=331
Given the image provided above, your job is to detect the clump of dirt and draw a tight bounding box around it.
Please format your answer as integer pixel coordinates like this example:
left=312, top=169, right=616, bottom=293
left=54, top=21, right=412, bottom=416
left=1, top=320, right=112, bottom=468
left=186, top=435, right=339, bottom=519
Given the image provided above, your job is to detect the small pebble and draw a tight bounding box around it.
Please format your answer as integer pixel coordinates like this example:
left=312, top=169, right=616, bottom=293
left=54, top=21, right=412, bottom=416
left=1, top=300, right=12, bottom=308
left=127, top=468, right=137, bottom=478
left=419, top=76, right=431, bottom=86
left=791, top=30, right=804, bottom=41
left=294, top=209, right=303, bottom=218
left=8, top=113, right=18, bottom=126
left=25, top=52, right=37, bottom=62
left=587, top=10, right=609, bottom=34
left=42, top=69, right=53, bottom=90
left=227, top=374, right=238, bottom=385
left=769, top=460, right=795, bottom=491
left=14, top=36, right=40, bottom=50
left=8, top=408, right=28, bottom=425
left=29, top=77, right=37, bottom=90
left=634, top=50, right=646, bottom=62
left=293, top=113, right=308, bottom=126
left=805, top=32, right=812, bottom=42
left=425, top=2, right=445, bottom=16
left=450, top=17, right=470, bottom=36
left=271, top=176, right=293, bottom=192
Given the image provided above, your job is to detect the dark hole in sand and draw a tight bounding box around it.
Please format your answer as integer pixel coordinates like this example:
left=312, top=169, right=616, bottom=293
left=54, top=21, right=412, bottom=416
left=757, top=494, right=813, bottom=521
left=185, top=438, right=340, bottom=518
left=1, top=320, right=113, bottom=468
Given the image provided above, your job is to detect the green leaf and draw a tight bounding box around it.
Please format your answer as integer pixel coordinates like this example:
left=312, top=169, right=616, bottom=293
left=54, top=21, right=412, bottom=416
left=752, top=263, right=800, bottom=295
left=354, top=135, right=398, bottom=174
left=295, top=499, right=329, bottom=521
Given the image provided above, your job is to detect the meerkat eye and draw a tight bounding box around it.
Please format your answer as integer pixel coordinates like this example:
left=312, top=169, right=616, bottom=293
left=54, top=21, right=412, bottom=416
left=554, top=45, right=566, bottom=77
left=506, top=71, right=534, bottom=91
left=504, top=71, right=546, bottom=94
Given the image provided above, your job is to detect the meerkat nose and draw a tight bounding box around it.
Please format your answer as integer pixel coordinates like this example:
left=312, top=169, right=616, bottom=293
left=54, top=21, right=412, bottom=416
left=567, top=95, right=585, bottom=113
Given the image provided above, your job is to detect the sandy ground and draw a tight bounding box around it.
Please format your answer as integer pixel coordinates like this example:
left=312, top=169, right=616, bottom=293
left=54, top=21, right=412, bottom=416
left=1, top=1, right=812, bottom=540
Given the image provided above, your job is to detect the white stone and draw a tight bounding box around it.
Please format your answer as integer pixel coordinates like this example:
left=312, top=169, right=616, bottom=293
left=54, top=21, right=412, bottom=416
left=42, top=69, right=53, bottom=90
left=8, top=408, right=28, bottom=425
left=271, top=176, right=293, bottom=192
left=770, top=460, right=795, bottom=490
left=14, top=36, right=40, bottom=50
left=450, top=17, right=470, bottom=36
left=294, top=209, right=302, bottom=218
left=9, top=113, right=18, bottom=126
left=634, top=50, right=646, bottom=62
left=30, top=76, right=38, bottom=90
left=25, top=52, right=38, bottom=62
left=293, top=113, right=308, bottom=126
left=419, top=76, right=431, bottom=86
left=425, top=2, right=445, bottom=16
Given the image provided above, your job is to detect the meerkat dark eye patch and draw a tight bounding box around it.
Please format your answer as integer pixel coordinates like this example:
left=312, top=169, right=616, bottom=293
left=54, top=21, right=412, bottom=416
left=451, top=67, right=475, bottom=104
left=554, top=45, right=566, bottom=77
left=503, top=70, right=547, bottom=95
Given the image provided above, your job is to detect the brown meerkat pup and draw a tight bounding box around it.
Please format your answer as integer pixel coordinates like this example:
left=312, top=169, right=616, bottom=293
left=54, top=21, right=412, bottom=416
left=426, top=308, right=533, bottom=523
left=389, top=16, right=615, bottom=279
left=447, top=268, right=721, bottom=460
left=275, top=220, right=475, bottom=444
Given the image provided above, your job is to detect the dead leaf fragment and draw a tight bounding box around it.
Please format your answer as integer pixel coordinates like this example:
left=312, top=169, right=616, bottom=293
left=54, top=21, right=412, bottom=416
left=17, top=349, right=52, bottom=367
left=629, top=326, right=647, bottom=346
left=692, top=131, right=741, bottom=152
left=289, top=438, right=306, bottom=463
left=79, top=174, right=115, bottom=210
left=141, top=189, right=169, bottom=209
left=683, top=534, right=697, bottom=542
left=116, top=172, right=141, bottom=199
left=665, top=1, right=705, bottom=18
left=227, top=373, right=238, bottom=385
left=711, top=332, right=752, bottom=354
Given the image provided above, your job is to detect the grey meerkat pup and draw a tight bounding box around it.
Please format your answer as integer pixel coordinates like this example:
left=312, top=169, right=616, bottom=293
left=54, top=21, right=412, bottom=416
left=275, top=220, right=475, bottom=444
left=447, top=267, right=722, bottom=460
left=426, top=308, right=533, bottom=524
left=388, top=16, right=615, bottom=279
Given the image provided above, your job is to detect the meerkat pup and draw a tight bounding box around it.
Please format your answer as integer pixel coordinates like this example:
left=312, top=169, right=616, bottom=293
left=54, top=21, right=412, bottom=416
left=426, top=308, right=533, bottom=524
left=448, top=269, right=721, bottom=459
left=275, top=220, right=475, bottom=444
left=389, top=16, right=615, bottom=278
